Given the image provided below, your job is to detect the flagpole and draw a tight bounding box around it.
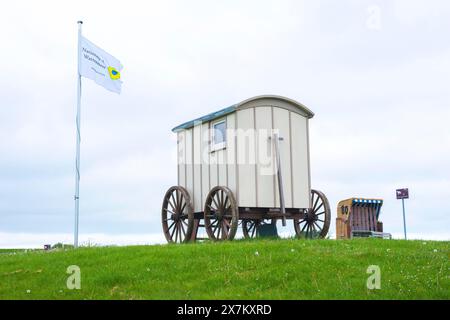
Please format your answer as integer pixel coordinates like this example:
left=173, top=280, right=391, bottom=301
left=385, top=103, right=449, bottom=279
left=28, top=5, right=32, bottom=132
left=74, top=20, right=83, bottom=248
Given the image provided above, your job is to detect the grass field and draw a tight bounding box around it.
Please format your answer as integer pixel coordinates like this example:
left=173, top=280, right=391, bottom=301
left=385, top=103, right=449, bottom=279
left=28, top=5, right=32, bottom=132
left=0, top=239, right=448, bottom=300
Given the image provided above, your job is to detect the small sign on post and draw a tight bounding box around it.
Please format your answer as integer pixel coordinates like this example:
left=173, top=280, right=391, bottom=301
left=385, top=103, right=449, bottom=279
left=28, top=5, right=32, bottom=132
left=396, top=188, right=409, bottom=240
left=396, top=188, right=409, bottom=200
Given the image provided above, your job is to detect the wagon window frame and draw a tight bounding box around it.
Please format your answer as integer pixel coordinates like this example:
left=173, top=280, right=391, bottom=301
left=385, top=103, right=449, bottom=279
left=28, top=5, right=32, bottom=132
left=211, top=118, right=227, bottom=152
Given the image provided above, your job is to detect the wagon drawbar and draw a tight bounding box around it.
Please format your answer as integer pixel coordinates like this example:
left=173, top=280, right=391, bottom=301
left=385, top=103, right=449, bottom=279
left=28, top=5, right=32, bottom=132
left=161, top=95, right=331, bottom=243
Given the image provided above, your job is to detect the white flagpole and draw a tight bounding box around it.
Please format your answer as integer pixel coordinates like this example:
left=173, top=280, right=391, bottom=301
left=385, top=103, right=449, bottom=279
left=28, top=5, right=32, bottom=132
left=74, top=20, right=83, bottom=248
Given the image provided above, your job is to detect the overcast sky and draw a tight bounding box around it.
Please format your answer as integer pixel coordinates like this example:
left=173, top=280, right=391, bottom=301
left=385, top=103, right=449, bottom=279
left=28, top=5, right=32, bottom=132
left=1, top=0, right=449, bottom=247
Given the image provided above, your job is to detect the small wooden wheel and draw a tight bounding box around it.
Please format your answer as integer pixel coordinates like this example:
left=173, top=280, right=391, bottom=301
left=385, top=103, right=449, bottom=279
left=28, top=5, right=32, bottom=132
left=294, top=189, right=331, bottom=239
left=204, top=186, right=238, bottom=241
left=242, top=220, right=261, bottom=239
left=161, top=186, right=194, bottom=243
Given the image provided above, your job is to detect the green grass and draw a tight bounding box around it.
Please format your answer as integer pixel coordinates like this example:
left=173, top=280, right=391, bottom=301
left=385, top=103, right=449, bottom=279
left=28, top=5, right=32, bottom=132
left=0, top=239, right=448, bottom=300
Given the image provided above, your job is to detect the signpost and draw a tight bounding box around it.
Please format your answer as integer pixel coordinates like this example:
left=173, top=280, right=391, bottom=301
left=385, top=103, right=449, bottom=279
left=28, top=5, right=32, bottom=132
left=396, top=188, right=409, bottom=240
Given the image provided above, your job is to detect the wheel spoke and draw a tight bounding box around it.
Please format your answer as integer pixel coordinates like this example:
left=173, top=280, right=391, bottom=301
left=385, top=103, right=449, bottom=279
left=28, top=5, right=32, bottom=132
left=313, top=221, right=322, bottom=231
left=251, top=225, right=256, bottom=238
left=312, top=194, right=320, bottom=211
left=213, top=221, right=220, bottom=234
left=178, top=223, right=182, bottom=242
left=213, top=219, right=219, bottom=227
left=221, top=222, right=227, bottom=239
left=163, top=207, right=176, bottom=215
left=168, top=197, right=177, bottom=212
left=168, top=220, right=176, bottom=232
left=301, top=221, right=308, bottom=233
left=178, top=192, right=185, bottom=213
left=177, top=223, right=182, bottom=242
left=223, top=196, right=229, bottom=210
left=216, top=222, right=221, bottom=239
left=220, top=190, right=224, bottom=209
left=170, top=222, right=177, bottom=240
left=180, top=220, right=186, bottom=237
left=212, top=196, right=220, bottom=210
left=177, top=190, right=183, bottom=212
left=177, top=222, right=181, bottom=242
left=180, top=201, right=186, bottom=214
left=314, top=202, right=324, bottom=214
left=172, top=192, right=178, bottom=211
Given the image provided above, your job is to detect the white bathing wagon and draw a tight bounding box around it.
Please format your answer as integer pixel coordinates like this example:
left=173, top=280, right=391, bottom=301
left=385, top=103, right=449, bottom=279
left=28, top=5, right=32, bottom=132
left=162, top=95, right=331, bottom=243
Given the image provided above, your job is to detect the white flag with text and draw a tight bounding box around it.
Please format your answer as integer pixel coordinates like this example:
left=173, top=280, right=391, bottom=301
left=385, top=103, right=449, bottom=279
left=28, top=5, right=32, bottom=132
left=79, top=36, right=123, bottom=94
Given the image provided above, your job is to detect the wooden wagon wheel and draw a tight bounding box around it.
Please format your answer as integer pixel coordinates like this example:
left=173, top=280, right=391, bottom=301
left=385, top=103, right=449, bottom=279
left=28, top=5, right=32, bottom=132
left=294, top=189, right=331, bottom=239
left=204, top=186, right=239, bottom=241
left=242, top=220, right=261, bottom=239
left=161, top=186, right=194, bottom=243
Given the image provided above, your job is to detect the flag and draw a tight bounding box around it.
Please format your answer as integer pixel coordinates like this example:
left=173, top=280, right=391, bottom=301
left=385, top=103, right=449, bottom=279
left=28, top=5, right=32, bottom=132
left=79, top=36, right=123, bottom=94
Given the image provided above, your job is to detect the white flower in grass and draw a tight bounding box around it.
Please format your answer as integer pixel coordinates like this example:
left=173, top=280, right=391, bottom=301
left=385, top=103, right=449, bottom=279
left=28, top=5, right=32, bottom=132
left=26, top=290, right=31, bottom=294
left=255, top=251, right=259, bottom=256
left=433, top=249, right=438, bottom=253
left=291, top=249, right=295, bottom=252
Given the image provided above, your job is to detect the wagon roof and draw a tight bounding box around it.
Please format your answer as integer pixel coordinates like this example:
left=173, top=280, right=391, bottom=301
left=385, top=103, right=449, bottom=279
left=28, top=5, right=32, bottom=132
left=172, top=95, right=314, bottom=132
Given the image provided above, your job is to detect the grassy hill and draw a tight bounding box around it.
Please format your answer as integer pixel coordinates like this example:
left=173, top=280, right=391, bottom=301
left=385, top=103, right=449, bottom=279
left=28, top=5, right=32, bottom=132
left=0, top=239, right=448, bottom=300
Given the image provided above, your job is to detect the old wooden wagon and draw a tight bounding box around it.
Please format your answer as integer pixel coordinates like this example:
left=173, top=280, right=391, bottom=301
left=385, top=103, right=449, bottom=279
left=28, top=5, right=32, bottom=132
left=161, top=95, right=331, bottom=243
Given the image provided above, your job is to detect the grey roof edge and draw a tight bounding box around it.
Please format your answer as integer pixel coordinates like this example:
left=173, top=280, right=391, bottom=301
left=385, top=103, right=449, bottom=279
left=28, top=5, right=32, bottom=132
left=236, top=95, right=315, bottom=118
left=172, top=95, right=314, bottom=132
left=172, top=105, right=237, bottom=132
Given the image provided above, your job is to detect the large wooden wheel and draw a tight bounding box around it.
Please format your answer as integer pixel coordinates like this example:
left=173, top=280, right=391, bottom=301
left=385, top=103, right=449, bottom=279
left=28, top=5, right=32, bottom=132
left=294, top=189, right=331, bottom=239
left=161, top=186, right=194, bottom=243
left=242, top=220, right=261, bottom=239
left=204, top=186, right=239, bottom=241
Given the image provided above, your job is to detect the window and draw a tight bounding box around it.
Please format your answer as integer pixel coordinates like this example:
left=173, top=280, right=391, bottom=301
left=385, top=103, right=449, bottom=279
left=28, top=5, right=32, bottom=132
left=211, top=119, right=226, bottom=151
